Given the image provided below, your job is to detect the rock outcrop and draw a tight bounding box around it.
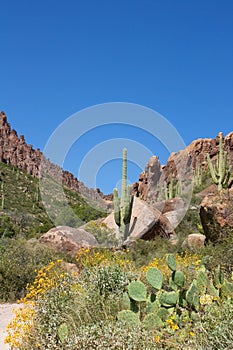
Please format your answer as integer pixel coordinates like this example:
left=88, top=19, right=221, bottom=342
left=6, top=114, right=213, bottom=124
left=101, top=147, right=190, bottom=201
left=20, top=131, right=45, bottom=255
left=39, top=226, right=99, bottom=256
left=182, top=233, right=206, bottom=250
left=0, top=111, right=108, bottom=206
left=134, top=132, right=233, bottom=205
left=103, top=196, right=176, bottom=244
left=200, top=188, right=233, bottom=243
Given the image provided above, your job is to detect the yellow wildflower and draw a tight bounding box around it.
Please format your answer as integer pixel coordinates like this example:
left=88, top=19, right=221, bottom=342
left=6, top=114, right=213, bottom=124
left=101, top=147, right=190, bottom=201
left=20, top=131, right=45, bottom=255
left=155, top=335, right=160, bottom=343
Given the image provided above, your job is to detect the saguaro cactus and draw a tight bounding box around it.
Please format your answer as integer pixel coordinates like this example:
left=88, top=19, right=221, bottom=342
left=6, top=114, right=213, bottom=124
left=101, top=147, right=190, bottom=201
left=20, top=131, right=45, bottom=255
left=1, top=180, right=5, bottom=210
left=206, top=134, right=231, bottom=192
left=113, top=148, right=133, bottom=246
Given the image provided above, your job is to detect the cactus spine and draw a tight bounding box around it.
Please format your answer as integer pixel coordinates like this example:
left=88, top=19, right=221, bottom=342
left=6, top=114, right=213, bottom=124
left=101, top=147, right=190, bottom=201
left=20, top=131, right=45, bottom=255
left=113, top=148, right=133, bottom=246
left=206, top=134, right=231, bottom=192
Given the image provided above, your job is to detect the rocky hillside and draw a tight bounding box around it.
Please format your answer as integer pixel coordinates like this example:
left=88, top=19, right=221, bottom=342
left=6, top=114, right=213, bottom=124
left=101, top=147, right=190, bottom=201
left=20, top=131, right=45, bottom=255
left=133, top=131, right=233, bottom=207
left=0, top=111, right=107, bottom=204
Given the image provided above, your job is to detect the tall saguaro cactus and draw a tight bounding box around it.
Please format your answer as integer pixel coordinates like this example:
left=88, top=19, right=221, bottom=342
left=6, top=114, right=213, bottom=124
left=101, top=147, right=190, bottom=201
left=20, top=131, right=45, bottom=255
left=206, top=134, right=231, bottom=192
left=113, top=148, right=133, bottom=246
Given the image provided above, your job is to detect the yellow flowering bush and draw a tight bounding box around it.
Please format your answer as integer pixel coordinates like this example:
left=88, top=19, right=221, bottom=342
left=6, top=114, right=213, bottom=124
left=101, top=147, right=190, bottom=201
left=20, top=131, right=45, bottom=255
left=142, top=252, right=202, bottom=284
left=5, top=303, right=35, bottom=349
left=5, top=259, right=78, bottom=349
left=76, top=247, right=132, bottom=270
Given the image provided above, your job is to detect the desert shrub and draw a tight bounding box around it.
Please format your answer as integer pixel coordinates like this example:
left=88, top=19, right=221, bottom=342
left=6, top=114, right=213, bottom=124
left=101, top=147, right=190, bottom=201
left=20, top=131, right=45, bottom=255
left=192, top=300, right=233, bottom=349
left=75, top=247, right=132, bottom=270
left=85, top=220, right=117, bottom=247
left=201, top=229, right=233, bottom=278
left=5, top=260, right=78, bottom=349
left=5, top=249, right=233, bottom=350
left=53, top=322, right=163, bottom=350
left=127, top=237, right=177, bottom=267
left=0, top=238, right=71, bottom=301
left=81, top=264, right=134, bottom=298
left=0, top=214, right=19, bottom=238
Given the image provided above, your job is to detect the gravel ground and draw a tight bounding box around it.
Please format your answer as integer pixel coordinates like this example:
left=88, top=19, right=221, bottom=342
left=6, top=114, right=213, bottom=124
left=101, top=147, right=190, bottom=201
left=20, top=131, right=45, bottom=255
left=0, top=303, right=21, bottom=350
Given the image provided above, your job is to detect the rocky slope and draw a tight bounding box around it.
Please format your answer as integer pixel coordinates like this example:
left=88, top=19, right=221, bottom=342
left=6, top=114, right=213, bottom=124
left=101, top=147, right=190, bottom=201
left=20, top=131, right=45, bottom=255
left=134, top=131, right=233, bottom=206
left=0, top=111, right=106, bottom=206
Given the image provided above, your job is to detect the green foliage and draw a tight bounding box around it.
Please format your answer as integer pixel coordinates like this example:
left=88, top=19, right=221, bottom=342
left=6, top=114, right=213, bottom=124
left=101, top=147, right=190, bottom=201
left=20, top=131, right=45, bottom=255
left=193, top=300, right=233, bottom=349
left=85, top=221, right=117, bottom=247
left=84, top=264, right=131, bottom=298
left=0, top=215, right=19, bottom=238
left=6, top=246, right=233, bottom=350
left=0, top=162, right=106, bottom=238
left=0, top=238, right=71, bottom=301
left=127, top=237, right=176, bottom=268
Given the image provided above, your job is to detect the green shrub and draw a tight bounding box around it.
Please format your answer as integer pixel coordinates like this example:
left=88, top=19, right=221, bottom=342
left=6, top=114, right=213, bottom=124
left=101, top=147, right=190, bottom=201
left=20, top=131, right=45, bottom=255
left=127, top=237, right=176, bottom=267
left=192, top=300, right=233, bottom=349
left=0, top=238, right=72, bottom=301
left=85, top=221, right=117, bottom=247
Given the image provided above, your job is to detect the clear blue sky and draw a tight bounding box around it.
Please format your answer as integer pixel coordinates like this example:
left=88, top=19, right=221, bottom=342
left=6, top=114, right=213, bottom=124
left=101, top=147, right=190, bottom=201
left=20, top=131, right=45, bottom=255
left=1, top=0, right=233, bottom=194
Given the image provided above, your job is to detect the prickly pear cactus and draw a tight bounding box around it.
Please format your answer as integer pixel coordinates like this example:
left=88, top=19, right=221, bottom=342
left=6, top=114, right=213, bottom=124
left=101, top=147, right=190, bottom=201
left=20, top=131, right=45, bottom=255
left=213, top=265, right=224, bottom=289
left=159, top=291, right=179, bottom=307
left=58, top=323, right=69, bottom=344
left=143, top=312, right=163, bottom=330
left=117, top=310, right=141, bottom=327
left=166, top=254, right=177, bottom=271
left=196, top=268, right=208, bottom=295
left=128, top=280, right=147, bottom=302
left=172, top=270, right=186, bottom=288
left=186, top=280, right=199, bottom=311
left=220, top=281, right=233, bottom=299
left=146, top=267, right=163, bottom=290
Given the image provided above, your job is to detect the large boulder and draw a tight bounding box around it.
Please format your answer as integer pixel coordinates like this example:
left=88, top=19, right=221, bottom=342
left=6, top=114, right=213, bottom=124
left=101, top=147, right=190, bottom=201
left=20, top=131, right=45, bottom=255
left=153, top=198, right=186, bottom=229
left=39, top=226, right=99, bottom=256
left=103, top=197, right=176, bottom=244
left=182, top=233, right=206, bottom=250
left=200, top=188, right=233, bottom=243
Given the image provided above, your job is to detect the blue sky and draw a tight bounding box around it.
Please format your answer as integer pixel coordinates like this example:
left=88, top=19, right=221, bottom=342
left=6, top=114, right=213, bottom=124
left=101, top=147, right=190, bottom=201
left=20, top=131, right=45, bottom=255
left=1, top=0, right=233, bottom=194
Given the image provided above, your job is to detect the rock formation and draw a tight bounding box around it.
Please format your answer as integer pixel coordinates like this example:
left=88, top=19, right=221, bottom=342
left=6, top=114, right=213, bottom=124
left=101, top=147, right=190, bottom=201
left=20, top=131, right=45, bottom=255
left=0, top=111, right=108, bottom=207
left=200, top=187, right=233, bottom=243
left=103, top=196, right=176, bottom=244
left=39, top=225, right=99, bottom=256
left=182, top=233, right=206, bottom=250
left=134, top=132, right=233, bottom=204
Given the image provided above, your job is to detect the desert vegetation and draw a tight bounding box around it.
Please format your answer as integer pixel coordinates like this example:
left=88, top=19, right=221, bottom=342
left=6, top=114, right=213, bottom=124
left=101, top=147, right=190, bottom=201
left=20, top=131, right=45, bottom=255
left=0, top=135, right=233, bottom=349
left=3, top=242, right=233, bottom=350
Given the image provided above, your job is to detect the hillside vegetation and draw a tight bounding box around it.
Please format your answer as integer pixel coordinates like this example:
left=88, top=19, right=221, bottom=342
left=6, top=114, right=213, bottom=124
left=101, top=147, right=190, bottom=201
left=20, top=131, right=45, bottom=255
left=0, top=162, right=106, bottom=238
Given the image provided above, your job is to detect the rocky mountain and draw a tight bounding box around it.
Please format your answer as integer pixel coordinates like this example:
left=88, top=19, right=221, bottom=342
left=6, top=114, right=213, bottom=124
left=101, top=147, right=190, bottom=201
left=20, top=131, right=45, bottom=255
left=134, top=131, right=233, bottom=207
left=1, top=111, right=233, bottom=241
left=0, top=111, right=107, bottom=206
